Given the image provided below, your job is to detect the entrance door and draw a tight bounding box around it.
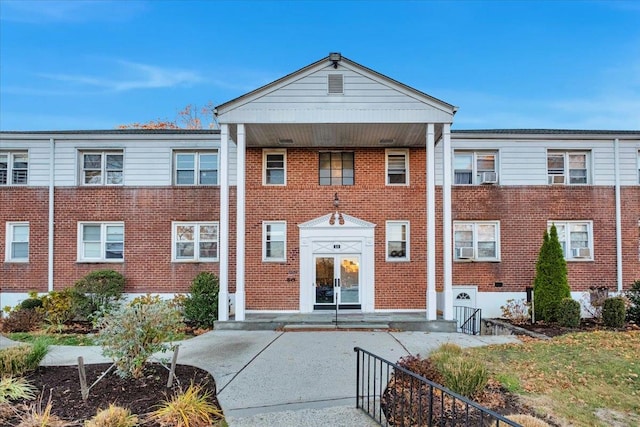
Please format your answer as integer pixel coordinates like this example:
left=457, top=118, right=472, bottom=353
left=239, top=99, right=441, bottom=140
left=314, top=255, right=360, bottom=310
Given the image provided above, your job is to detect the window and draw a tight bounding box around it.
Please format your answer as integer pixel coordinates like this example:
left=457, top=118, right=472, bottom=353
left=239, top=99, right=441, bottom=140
left=386, top=150, right=409, bottom=185
left=386, top=221, right=409, bottom=261
left=78, top=222, right=124, bottom=262
left=549, top=221, right=593, bottom=261
left=0, top=151, right=28, bottom=185
left=547, top=151, right=589, bottom=184
left=319, top=152, right=354, bottom=185
left=6, top=222, right=29, bottom=262
left=80, top=151, right=123, bottom=185
left=263, top=221, right=286, bottom=262
left=454, top=221, right=500, bottom=261
left=263, top=150, right=286, bottom=185
left=454, top=151, right=497, bottom=185
left=172, top=222, right=219, bottom=262
left=174, top=151, right=218, bottom=185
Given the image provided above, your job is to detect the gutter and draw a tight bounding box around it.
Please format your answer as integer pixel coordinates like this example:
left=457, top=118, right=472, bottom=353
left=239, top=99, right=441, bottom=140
left=614, top=138, right=623, bottom=293
left=48, top=138, right=55, bottom=292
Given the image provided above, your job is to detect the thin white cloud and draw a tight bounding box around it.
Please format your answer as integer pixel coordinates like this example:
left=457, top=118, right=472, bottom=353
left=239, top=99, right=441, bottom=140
left=0, top=0, right=146, bottom=24
left=35, top=59, right=203, bottom=93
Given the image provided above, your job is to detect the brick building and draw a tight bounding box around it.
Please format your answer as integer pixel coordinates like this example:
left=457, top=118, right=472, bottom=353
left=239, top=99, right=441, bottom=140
left=1, top=54, right=639, bottom=323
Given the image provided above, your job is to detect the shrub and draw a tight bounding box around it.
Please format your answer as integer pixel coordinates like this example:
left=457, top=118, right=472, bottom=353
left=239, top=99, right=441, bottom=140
left=500, top=299, right=531, bottom=324
left=72, top=270, right=125, bottom=321
left=507, top=414, right=551, bottom=427
left=429, top=343, right=463, bottom=371
left=84, top=404, right=139, bottom=427
left=1, top=308, right=44, bottom=333
left=556, top=297, right=581, bottom=327
left=19, top=298, right=43, bottom=311
left=396, top=354, right=443, bottom=384
left=0, top=376, right=36, bottom=403
left=149, top=383, right=222, bottom=427
left=17, top=394, right=74, bottom=427
left=626, top=280, right=640, bottom=324
left=0, top=340, right=48, bottom=376
left=437, top=356, right=489, bottom=398
left=183, top=272, right=219, bottom=328
left=95, top=296, right=182, bottom=379
left=602, top=297, right=626, bottom=328
left=533, top=225, right=570, bottom=322
left=39, top=289, right=75, bottom=329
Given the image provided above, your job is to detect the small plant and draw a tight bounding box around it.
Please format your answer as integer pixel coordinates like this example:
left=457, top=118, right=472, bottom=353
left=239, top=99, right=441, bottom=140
left=602, top=297, right=626, bottom=328
left=0, top=376, right=36, bottom=403
left=507, top=414, right=551, bottom=427
left=19, top=297, right=43, bottom=311
left=626, top=280, right=640, bottom=324
left=1, top=308, right=44, bottom=333
left=0, top=340, right=48, bottom=376
left=556, top=297, right=581, bottom=328
left=438, top=357, right=489, bottom=398
left=183, top=272, right=219, bottom=329
left=579, top=291, right=603, bottom=320
left=72, top=269, right=125, bottom=321
left=39, top=289, right=75, bottom=330
left=396, top=354, right=443, bottom=384
left=149, top=383, right=222, bottom=427
left=95, top=296, right=182, bottom=378
left=17, top=393, right=73, bottom=427
left=500, top=299, right=530, bottom=324
left=429, top=343, right=463, bottom=371
left=84, top=404, right=139, bottom=427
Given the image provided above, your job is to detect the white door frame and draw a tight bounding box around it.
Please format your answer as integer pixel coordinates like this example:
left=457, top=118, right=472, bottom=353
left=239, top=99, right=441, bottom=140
left=299, top=212, right=375, bottom=313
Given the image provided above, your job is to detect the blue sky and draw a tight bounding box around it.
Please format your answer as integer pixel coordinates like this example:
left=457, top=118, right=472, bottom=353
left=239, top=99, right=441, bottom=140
left=1, top=0, right=638, bottom=131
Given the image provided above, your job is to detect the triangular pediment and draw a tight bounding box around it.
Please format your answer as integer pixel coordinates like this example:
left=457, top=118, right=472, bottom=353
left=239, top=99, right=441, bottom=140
left=298, top=212, right=376, bottom=229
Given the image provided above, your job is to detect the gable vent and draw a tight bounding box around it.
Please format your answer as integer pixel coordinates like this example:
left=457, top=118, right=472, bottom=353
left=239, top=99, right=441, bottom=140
left=328, top=74, right=343, bottom=94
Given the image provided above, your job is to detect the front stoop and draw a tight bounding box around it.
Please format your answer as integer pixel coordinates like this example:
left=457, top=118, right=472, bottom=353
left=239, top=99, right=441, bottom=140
left=214, top=317, right=457, bottom=332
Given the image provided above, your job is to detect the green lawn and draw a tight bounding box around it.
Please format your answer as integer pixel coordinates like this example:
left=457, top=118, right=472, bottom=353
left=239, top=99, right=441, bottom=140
left=6, top=331, right=97, bottom=346
left=465, top=331, right=640, bottom=426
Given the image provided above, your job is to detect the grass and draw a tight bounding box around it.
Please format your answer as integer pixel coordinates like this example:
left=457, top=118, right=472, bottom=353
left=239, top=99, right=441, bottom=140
left=6, top=331, right=96, bottom=346
left=465, top=330, right=640, bottom=426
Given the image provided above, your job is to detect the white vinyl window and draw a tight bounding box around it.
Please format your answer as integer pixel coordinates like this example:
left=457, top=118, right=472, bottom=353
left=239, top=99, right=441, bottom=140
left=454, top=151, right=497, bottom=185
left=263, top=150, right=286, bottom=185
left=547, top=151, right=589, bottom=185
left=549, top=221, right=593, bottom=261
left=174, top=151, right=218, bottom=185
left=386, top=221, right=409, bottom=261
left=80, top=151, right=124, bottom=185
left=454, top=221, right=500, bottom=261
left=78, top=222, right=124, bottom=262
left=263, top=221, right=286, bottom=262
left=172, top=222, right=219, bottom=262
left=0, top=151, right=28, bottom=185
left=386, top=150, right=409, bottom=185
left=6, top=222, right=29, bottom=262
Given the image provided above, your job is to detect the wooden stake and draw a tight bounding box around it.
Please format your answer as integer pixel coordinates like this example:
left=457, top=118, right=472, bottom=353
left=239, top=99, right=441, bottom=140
left=166, top=345, right=179, bottom=388
left=78, top=356, right=88, bottom=400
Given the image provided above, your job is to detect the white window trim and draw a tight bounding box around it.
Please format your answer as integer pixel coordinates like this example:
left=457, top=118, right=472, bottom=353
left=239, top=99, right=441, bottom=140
left=0, top=151, right=28, bottom=186
left=262, top=221, right=286, bottom=262
left=171, top=221, right=219, bottom=262
left=453, top=221, right=501, bottom=262
left=547, top=150, right=590, bottom=185
left=262, top=149, right=287, bottom=186
left=548, top=220, right=594, bottom=261
left=385, top=149, right=409, bottom=186
left=5, top=222, right=29, bottom=263
left=173, top=150, right=219, bottom=186
left=79, top=150, right=124, bottom=186
left=77, top=222, right=124, bottom=263
left=386, top=220, right=410, bottom=262
left=453, top=150, right=498, bottom=185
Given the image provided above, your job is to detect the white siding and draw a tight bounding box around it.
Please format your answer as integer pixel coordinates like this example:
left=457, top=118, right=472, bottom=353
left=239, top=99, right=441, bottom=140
left=619, top=143, right=640, bottom=185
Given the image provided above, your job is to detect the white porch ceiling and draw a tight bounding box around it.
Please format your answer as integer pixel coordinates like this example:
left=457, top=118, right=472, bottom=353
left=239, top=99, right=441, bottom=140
left=241, top=123, right=444, bottom=148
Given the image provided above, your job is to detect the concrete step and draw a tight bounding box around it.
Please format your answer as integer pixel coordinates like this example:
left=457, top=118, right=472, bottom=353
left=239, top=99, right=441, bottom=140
left=282, top=323, right=390, bottom=331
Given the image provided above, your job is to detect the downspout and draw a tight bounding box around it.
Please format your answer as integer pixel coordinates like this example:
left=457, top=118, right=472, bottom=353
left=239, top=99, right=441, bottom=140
left=48, top=138, right=55, bottom=292
left=614, top=138, right=623, bottom=293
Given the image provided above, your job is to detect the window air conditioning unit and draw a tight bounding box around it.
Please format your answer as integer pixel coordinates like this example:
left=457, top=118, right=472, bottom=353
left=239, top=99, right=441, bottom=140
left=457, top=247, right=474, bottom=259
left=479, top=171, right=498, bottom=184
left=572, top=247, right=591, bottom=258
left=548, top=175, right=565, bottom=185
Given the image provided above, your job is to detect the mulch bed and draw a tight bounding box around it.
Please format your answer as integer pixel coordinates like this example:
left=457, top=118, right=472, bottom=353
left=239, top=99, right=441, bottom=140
left=4, top=363, right=221, bottom=426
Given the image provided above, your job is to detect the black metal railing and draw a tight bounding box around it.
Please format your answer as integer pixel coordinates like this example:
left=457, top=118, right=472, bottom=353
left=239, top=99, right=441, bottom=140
left=454, top=306, right=482, bottom=335
left=354, top=347, right=520, bottom=427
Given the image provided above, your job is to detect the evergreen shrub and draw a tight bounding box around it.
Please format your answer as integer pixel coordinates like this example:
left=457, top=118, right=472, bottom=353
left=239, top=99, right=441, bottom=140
left=533, top=225, right=570, bottom=322
left=557, top=297, right=581, bottom=328
left=183, top=272, right=219, bottom=328
left=602, top=297, right=626, bottom=328
left=72, top=269, right=125, bottom=321
left=626, top=280, right=640, bottom=324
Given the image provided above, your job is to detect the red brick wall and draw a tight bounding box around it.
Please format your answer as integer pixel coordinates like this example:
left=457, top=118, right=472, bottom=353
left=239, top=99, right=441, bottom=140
left=0, top=187, right=49, bottom=292
left=51, top=186, right=230, bottom=293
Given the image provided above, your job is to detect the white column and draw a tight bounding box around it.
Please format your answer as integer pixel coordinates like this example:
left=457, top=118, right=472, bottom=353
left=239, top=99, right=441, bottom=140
left=442, top=123, right=454, bottom=320
left=426, top=123, right=437, bottom=320
left=235, top=124, right=246, bottom=320
left=218, top=124, right=230, bottom=321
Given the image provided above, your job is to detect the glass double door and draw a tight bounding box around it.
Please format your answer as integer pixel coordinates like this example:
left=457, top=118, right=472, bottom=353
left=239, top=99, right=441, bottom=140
left=314, top=255, right=360, bottom=309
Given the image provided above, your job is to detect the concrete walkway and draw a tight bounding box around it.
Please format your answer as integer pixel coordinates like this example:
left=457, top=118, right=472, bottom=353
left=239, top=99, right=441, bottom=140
left=0, top=331, right=520, bottom=426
